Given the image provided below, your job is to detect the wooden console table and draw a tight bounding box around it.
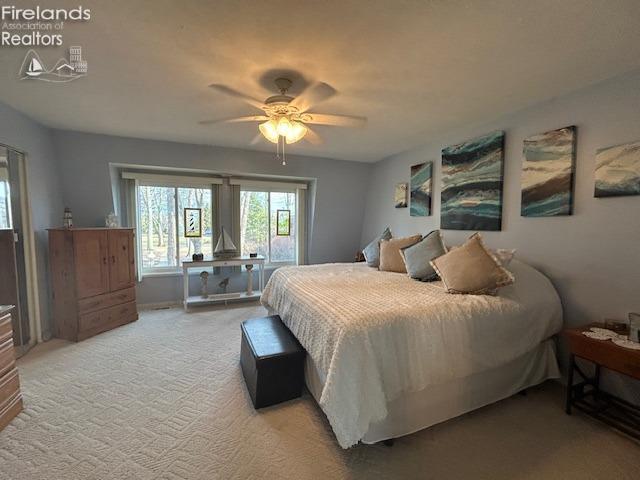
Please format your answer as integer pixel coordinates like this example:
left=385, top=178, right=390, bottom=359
left=182, top=256, right=265, bottom=311
left=564, top=325, right=640, bottom=440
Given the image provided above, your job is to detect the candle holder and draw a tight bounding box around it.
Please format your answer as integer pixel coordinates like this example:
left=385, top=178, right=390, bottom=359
left=246, top=264, right=254, bottom=296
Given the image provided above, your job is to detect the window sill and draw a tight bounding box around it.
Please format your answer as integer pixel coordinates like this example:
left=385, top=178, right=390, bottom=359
left=141, top=270, right=183, bottom=278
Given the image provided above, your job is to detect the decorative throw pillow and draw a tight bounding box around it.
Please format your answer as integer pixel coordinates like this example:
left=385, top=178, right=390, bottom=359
left=494, top=248, right=517, bottom=267
left=400, top=230, right=447, bottom=281
left=363, top=227, right=392, bottom=267
left=430, top=233, right=514, bottom=295
left=379, top=235, right=422, bottom=273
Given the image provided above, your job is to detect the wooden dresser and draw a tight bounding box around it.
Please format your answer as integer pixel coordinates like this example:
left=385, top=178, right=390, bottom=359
left=0, top=305, right=23, bottom=432
left=49, top=228, right=138, bottom=342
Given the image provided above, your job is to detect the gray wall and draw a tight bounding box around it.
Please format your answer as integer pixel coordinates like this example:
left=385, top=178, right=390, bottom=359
left=0, top=102, right=64, bottom=338
left=51, top=130, right=371, bottom=304
left=361, top=70, right=640, bottom=397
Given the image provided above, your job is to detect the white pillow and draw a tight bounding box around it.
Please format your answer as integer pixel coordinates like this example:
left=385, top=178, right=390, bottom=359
left=494, top=248, right=516, bottom=267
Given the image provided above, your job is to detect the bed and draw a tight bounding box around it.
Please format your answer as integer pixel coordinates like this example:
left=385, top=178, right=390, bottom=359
left=260, top=259, right=562, bottom=448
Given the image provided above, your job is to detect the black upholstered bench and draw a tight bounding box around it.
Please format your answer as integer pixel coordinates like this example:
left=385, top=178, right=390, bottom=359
left=240, top=315, right=306, bottom=409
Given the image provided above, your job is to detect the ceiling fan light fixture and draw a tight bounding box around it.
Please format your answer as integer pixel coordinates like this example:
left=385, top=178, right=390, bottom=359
left=285, top=121, right=307, bottom=144
left=258, top=119, right=279, bottom=143
left=276, top=116, right=291, bottom=136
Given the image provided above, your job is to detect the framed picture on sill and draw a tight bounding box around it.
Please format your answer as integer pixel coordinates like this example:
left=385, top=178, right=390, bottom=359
left=184, top=208, right=202, bottom=237
left=276, top=209, right=291, bottom=236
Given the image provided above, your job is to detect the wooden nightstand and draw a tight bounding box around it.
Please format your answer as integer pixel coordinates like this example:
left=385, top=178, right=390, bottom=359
left=563, top=325, right=640, bottom=440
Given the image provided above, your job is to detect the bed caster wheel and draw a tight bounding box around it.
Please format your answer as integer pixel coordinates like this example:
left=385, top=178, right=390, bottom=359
left=382, top=439, right=395, bottom=447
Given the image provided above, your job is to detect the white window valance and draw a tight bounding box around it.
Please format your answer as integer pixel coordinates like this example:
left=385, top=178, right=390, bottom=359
left=121, top=171, right=223, bottom=187
left=229, top=178, right=308, bottom=191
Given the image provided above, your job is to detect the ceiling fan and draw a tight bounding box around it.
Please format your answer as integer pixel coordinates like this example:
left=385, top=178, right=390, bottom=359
left=199, top=78, right=366, bottom=150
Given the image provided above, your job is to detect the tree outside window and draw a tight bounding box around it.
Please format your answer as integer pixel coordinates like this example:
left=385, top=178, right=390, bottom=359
left=138, top=185, right=213, bottom=271
left=240, top=190, right=296, bottom=264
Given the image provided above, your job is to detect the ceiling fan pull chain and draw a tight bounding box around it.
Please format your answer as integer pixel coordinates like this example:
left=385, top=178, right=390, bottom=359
left=282, top=136, right=287, bottom=166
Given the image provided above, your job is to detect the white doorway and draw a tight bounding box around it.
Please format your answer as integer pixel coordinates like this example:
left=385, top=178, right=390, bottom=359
left=0, top=144, right=41, bottom=356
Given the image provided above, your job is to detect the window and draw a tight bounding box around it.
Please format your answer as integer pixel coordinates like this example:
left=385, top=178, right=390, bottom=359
left=240, top=189, right=297, bottom=264
left=138, top=184, right=214, bottom=272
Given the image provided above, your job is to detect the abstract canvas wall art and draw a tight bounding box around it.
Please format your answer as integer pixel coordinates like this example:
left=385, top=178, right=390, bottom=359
left=594, top=140, right=640, bottom=197
left=394, top=183, right=408, bottom=208
left=441, top=131, right=505, bottom=230
left=521, top=126, right=576, bottom=216
left=410, top=162, right=432, bottom=216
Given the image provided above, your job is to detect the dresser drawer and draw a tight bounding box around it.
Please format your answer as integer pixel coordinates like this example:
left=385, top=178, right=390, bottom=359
left=0, top=391, right=22, bottom=432
left=77, top=287, right=136, bottom=315
left=78, top=309, right=106, bottom=332
left=78, top=301, right=137, bottom=335
left=0, top=338, right=15, bottom=376
left=105, top=301, right=138, bottom=323
left=0, top=314, right=12, bottom=344
left=0, top=368, right=20, bottom=407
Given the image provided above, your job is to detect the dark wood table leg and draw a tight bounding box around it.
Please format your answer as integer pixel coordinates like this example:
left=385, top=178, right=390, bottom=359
left=594, top=363, right=601, bottom=401
left=566, top=354, right=575, bottom=414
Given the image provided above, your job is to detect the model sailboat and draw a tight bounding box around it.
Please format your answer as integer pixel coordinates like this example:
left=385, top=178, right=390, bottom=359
left=213, top=226, right=238, bottom=259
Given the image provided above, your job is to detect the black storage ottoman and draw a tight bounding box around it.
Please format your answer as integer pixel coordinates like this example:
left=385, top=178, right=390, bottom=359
left=240, top=315, right=306, bottom=408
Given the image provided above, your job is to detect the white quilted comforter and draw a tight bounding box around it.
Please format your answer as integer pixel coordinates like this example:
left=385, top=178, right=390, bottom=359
left=260, top=260, right=562, bottom=448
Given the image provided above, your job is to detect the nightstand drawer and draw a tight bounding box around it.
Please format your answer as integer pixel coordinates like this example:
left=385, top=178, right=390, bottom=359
left=567, top=331, right=640, bottom=379
left=0, top=368, right=20, bottom=407
left=621, top=362, right=640, bottom=379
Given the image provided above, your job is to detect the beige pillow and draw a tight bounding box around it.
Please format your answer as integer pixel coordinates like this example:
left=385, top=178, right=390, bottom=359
left=379, top=235, right=422, bottom=273
left=430, top=233, right=514, bottom=295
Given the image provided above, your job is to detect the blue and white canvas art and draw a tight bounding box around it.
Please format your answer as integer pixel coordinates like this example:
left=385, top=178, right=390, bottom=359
left=521, top=126, right=576, bottom=216
left=441, top=131, right=505, bottom=231
left=594, top=140, right=640, bottom=198
left=394, top=183, right=408, bottom=208
left=410, top=162, right=432, bottom=216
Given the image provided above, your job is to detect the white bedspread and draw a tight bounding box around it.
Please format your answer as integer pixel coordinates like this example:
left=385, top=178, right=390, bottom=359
left=260, top=259, right=562, bottom=448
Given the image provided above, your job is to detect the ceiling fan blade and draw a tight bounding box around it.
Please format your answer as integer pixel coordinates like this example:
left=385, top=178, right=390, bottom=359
left=304, top=126, right=323, bottom=145
left=304, top=113, right=367, bottom=127
left=249, top=133, right=263, bottom=145
left=198, top=115, right=269, bottom=126
left=208, top=84, right=265, bottom=110
left=289, top=82, right=337, bottom=113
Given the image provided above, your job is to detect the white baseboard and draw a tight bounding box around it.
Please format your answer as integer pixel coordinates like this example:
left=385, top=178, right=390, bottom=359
left=138, top=301, right=181, bottom=311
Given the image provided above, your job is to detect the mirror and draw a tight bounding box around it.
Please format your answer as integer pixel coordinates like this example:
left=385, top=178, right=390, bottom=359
left=0, top=147, right=11, bottom=229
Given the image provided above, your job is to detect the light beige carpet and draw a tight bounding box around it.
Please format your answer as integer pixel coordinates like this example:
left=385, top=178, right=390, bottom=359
left=1, top=304, right=638, bottom=480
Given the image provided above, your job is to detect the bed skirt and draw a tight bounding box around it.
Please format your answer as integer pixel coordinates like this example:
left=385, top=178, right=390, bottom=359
left=304, top=338, right=559, bottom=444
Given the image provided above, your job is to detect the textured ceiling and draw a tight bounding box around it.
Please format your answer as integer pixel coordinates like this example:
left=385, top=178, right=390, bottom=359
left=1, top=0, right=640, bottom=162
